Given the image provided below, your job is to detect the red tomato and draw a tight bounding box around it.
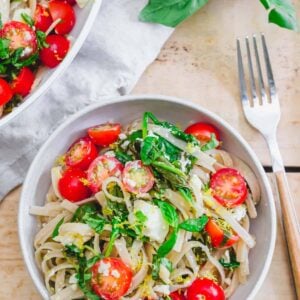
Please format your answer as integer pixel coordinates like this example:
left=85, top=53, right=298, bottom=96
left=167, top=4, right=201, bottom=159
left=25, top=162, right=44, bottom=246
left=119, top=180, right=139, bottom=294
left=122, top=160, right=154, bottom=194
left=87, top=123, right=121, bottom=147
left=87, top=155, right=123, bottom=193
left=210, top=167, right=247, bottom=208
left=185, top=122, right=220, bottom=143
left=66, top=137, right=98, bottom=170
left=40, top=34, right=69, bottom=68
left=91, top=257, right=133, bottom=300
left=170, top=291, right=186, bottom=300
left=0, top=78, right=13, bottom=105
left=0, top=21, right=37, bottom=57
left=187, top=278, right=225, bottom=300
left=205, top=218, right=239, bottom=248
left=58, top=0, right=76, bottom=5
left=49, top=1, right=76, bottom=35
left=11, top=67, right=35, bottom=97
left=34, top=4, right=53, bottom=32
left=58, top=168, right=91, bottom=202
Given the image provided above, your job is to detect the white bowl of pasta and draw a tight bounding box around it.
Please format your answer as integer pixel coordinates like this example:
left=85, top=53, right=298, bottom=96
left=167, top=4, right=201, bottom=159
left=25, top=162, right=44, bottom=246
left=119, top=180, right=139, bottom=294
left=0, top=0, right=102, bottom=128
left=19, top=95, right=276, bottom=300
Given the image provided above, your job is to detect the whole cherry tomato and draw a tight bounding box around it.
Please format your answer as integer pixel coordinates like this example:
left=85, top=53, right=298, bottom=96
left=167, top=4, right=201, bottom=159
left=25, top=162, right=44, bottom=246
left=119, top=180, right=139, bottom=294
left=40, top=34, right=70, bottom=68
left=58, top=168, right=91, bottom=202
left=11, top=67, right=35, bottom=97
left=0, top=78, right=13, bottom=106
left=88, top=123, right=121, bottom=147
left=185, top=122, right=220, bottom=143
left=34, top=4, right=53, bottom=32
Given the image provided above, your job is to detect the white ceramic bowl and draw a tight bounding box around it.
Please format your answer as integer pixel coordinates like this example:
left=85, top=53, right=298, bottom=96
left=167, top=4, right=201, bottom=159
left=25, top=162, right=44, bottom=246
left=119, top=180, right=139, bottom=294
left=0, top=0, right=102, bottom=129
left=19, top=95, right=276, bottom=300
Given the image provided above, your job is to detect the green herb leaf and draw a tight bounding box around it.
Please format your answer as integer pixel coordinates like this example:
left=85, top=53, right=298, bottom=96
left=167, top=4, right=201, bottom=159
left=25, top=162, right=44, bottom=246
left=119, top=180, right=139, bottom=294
left=141, top=136, right=161, bottom=165
left=151, top=255, right=173, bottom=280
left=219, top=250, right=240, bottom=269
left=161, top=257, right=173, bottom=272
left=105, top=227, right=120, bottom=257
left=115, top=150, right=133, bottom=164
left=139, top=0, right=209, bottom=28
left=52, top=217, right=64, bottom=238
left=135, top=210, right=148, bottom=223
left=21, top=13, right=34, bottom=27
left=0, top=38, right=10, bottom=60
left=201, top=133, right=219, bottom=151
left=36, top=30, right=49, bottom=49
left=157, top=229, right=178, bottom=257
left=82, top=213, right=107, bottom=234
left=260, top=0, right=298, bottom=30
left=153, top=199, right=178, bottom=227
left=179, top=215, right=208, bottom=232
left=178, top=186, right=194, bottom=203
left=72, top=203, right=98, bottom=222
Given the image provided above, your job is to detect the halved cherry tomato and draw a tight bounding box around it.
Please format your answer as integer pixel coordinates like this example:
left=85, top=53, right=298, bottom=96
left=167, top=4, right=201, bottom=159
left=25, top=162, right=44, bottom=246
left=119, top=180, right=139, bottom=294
left=88, top=123, right=121, bottom=147
left=185, top=122, right=220, bottom=143
left=58, top=0, right=76, bottom=5
left=210, top=167, right=247, bottom=208
left=34, top=4, right=53, bottom=32
left=87, top=155, right=123, bottom=193
left=65, top=137, right=98, bottom=170
left=11, top=67, right=35, bottom=97
left=0, top=78, right=13, bottom=105
left=205, top=218, right=239, bottom=248
left=91, top=257, right=133, bottom=300
left=40, top=34, right=70, bottom=68
left=170, top=291, right=186, bottom=300
left=187, top=278, right=225, bottom=300
left=122, top=160, right=154, bottom=194
left=49, top=1, right=76, bottom=35
left=0, top=21, right=37, bottom=57
left=58, top=168, right=91, bottom=202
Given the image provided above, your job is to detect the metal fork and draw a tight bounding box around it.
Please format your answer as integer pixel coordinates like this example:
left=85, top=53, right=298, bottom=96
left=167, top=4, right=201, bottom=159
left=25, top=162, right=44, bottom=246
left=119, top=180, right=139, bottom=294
left=237, top=34, right=300, bottom=297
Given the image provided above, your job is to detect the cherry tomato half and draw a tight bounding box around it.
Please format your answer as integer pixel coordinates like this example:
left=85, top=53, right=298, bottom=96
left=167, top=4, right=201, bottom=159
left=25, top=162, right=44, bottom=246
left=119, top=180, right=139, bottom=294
left=91, top=257, right=133, bottom=300
left=87, top=155, right=123, bottom=193
left=66, top=137, right=98, bottom=170
left=58, top=168, right=91, bottom=202
left=122, top=160, right=154, bottom=194
left=57, top=0, right=76, bottom=5
left=0, top=78, right=13, bottom=106
left=11, top=67, right=35, bottom=97
left=205, top=218, right=239, bottom=248
left=49, top=1, right=76, bottom=35
left=34, top=4, right=53, bottom=32
left=185, top=122, right=220, bottom=143
left=40, top=34, right=70, bottom=68
left=0, top=21, right=37, bottom=57
left=170, top=291, right=186, bottom=300
left=187, top=278, right=225, bottom=300
left=87, top=123, right=121, bottom=147
left=210, top=167, right=247, bottom=208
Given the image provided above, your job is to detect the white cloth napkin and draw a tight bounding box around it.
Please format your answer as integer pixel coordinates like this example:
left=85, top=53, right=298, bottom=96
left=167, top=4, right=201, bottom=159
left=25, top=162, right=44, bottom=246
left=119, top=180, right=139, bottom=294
left=0, top=0, right=173, bottom=200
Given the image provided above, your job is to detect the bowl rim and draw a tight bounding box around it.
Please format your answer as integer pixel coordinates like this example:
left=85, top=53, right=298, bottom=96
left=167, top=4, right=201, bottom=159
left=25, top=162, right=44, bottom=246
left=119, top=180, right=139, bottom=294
left=0, top=0, right=103, bottom=129
left=19, top=94, right=277, bottom=299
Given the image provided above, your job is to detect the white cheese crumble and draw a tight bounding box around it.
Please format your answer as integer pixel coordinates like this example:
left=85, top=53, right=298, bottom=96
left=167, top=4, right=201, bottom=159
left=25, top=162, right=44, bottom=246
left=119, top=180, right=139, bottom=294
left=228, top=205, right=247, bottom=222
left=111, top=269, right=120, bottom=278
left=98, top=261, right=111, bottom=277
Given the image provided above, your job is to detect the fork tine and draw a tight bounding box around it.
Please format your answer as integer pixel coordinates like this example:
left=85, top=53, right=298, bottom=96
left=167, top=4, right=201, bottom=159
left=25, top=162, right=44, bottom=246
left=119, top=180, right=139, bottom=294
left=237, top=39, right=250, bottom=107
left=253, top=35, right=268, bottom=104
left=245, top=37, right=259, bottom=106
left=261, top=33, right=277, bottom=103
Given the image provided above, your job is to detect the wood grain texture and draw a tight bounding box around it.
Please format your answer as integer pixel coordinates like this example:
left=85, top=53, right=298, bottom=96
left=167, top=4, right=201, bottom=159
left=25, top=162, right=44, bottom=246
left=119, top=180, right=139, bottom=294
left=275, top=171, right=300, bottom=299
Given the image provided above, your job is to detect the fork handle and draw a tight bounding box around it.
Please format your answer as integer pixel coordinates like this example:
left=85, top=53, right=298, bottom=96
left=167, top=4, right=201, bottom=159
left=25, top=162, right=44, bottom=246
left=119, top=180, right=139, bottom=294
left=275, top=170, right=300, bottom=298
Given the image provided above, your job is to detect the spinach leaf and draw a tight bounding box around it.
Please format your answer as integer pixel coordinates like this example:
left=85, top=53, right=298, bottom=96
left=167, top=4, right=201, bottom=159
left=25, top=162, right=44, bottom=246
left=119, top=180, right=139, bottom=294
left=115, top=150, right=133, bottom=164
left=72, top=203, right=98, bottom=222
left=201, top=133, right=219, bottom=151
left=152, top=160, right=187, bottom=178
left=139, top=0, right=209, bottom=28
left=260, top=0, right=298, bottom=30
left=179, top=215, right=208, bottom=232
left=157, top=229, right=178, bottom=257
left=128, top=129, right=143, bottom=142
left=52, top=217, right=64, bottom=238
left=219, top=250, right=240, bottom=269
left=141, top=136, right=162, bottom=164
left=153, top=199, right=178, bottom=227
left=0, top=39, right=10, bottom=60
left=178, top=186, right=194, bottom=203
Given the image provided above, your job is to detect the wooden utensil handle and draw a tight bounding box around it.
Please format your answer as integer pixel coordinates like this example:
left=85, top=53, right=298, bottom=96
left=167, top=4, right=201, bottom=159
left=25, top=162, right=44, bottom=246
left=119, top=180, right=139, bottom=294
left=275, top=170, right=300, bottom=298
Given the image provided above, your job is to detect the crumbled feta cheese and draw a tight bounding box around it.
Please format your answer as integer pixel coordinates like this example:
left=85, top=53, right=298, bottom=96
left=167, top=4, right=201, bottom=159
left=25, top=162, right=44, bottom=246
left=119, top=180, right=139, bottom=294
left=111, top=269, right=120, bottom=278
left=118, top=133, right=127, bottom=140
left=121, top=140, right=130, bottom=149
left=98, top=261, right=111, bottom=276
left=129, top=200, right=169, bottom=243
left=228, top=205, right=247, bottom=221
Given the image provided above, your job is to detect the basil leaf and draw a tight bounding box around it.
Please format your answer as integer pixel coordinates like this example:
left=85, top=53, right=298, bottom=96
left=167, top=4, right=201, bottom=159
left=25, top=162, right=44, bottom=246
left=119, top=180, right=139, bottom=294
left=179, top=215, right=208, bottom=232
left=260, top=0, right=298, bottom=30
left=153, top=199, right=178, bottom=227
left=201, top=133, right=219, bottom=151
left=52, top=217, right=64, bottom=238
left=157, top=230, right=178, bottom=257
left=139, top=0, right=209, bottom=28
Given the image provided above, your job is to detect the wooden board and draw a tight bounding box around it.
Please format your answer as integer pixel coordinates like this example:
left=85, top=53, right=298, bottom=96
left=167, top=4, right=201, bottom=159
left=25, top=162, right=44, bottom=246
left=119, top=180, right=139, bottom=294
left=1, top=0, right=300, bottom=298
